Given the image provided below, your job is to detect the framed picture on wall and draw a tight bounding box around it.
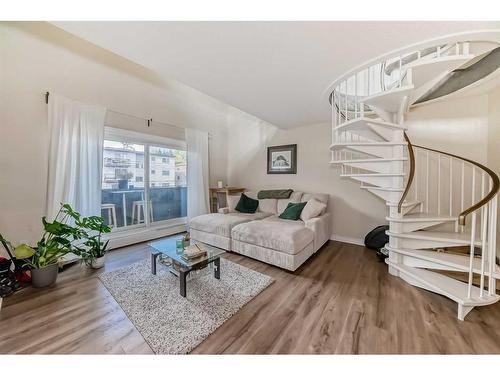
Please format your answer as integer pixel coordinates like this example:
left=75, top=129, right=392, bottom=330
left=267, top=144, right=297, bottom=174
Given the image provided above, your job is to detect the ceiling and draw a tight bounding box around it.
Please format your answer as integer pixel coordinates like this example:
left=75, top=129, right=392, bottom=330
left=53, top=21, right=500, bottom=128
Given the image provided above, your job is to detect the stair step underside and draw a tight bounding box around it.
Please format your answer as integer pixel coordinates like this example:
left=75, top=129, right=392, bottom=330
left=341, top=173, right=405, bottom=177
left=387, top=200, right=422, bottom=215
left=387, top=200, right=421, bottom=207
left=406, top=54, right=474, bottom=88
left=331, top=157, right=406, bottom=164
left=386, top=261, right=500, bottom=307
left=387, top=213, right=457, bottom=223
left=334, top=116, right=408, bottom=131
left=330, top=141, right=407, bottom=150
left=363, top=85, right=415, bottom=113
left=361, top=186, right=404, bottom=191
left=386, top=246, right=500, bottom=278
left=388, top=230, right=482, bottom=247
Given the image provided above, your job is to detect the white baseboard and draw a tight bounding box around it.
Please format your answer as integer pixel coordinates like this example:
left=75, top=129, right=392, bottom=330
left=330, top=234, right=365, bottom=247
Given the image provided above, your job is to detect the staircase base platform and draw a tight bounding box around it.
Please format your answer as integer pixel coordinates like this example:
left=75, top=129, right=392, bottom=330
left=386, top=260, right=500, bottom=320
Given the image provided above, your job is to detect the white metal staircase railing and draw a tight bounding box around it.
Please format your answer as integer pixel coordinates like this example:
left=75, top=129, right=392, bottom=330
left=400, top=136, right=500, bottom=299
left=327, top=32, right=500, bottom=320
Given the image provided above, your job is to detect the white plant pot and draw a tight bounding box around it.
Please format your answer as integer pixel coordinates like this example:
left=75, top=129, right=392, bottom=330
left=91, top=256, right=106, bottom=269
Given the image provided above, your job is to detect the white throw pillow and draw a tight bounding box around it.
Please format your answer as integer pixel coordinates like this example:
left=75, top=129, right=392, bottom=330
left=300, top=198, right=327, bottom=221
left=226, top=194, right=241, bottom=212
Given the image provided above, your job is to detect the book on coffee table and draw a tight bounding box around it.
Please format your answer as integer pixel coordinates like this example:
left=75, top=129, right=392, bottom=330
left=182, top=243, right=207, bottom=261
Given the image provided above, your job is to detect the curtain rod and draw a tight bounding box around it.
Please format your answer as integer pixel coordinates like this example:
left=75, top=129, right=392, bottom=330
left=44, top=91, right=211, bottom=135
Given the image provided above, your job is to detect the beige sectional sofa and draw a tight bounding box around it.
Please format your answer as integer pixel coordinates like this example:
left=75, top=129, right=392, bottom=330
left=189, top=191, right=330, bottom=271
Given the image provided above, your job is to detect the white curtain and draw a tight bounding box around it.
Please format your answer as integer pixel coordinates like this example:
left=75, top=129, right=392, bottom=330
left=186, top=128, right=210, bottom=219
left=46, top=93, right=106, bottom=220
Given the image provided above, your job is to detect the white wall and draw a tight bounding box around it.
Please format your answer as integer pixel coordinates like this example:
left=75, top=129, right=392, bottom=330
left=227, top=94, right=493, bottom=244
left=407, top=95, right=489, bottom=163
left=0, top=22, right=257, bottom=249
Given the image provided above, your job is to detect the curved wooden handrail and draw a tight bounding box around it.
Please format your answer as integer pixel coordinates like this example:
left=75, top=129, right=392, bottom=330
left=398, top=134, right=500, bottom=225
left=398, top=132, right=415, bottom=214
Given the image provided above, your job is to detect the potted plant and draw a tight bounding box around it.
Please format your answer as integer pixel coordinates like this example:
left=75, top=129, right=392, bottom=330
left=27, top=204, right=85, bottom=287
left=77, top=216, right=111, bottom=269
left=1, top=204, right=85, bottom=288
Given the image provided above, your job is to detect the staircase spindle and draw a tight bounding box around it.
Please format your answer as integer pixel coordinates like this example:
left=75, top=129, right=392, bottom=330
left=480, top=198, right=488, bottom=297
left=354, top=73, right=358, bottom=118
left=467, top=212, right=477, bottom=299
left=438, top=154, right=441, bottom=215
left=460, top=161, right=465, bottom=233
left=426, top=150, right=429, bottom=213
left=488, top=197, right=495, bottom=295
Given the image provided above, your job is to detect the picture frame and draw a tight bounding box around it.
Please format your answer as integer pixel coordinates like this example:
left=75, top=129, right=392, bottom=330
left=267, top=144, right=297, bottom=174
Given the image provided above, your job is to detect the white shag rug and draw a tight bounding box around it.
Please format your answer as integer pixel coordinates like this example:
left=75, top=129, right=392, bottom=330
left=99, top=258, right=273, bottom=354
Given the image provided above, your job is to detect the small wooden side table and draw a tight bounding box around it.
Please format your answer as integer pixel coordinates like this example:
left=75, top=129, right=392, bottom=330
left=209, top=187, right=245, bottom=213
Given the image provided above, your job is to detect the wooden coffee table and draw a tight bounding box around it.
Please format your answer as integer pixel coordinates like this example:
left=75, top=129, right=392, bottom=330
left=149, top=236, right=225, bottom=297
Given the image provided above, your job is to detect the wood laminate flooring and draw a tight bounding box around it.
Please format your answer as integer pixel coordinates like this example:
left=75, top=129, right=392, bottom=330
left=1, top=240, right=500, bottom=354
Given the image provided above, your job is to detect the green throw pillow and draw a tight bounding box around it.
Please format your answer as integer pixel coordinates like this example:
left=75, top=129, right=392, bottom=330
left=279, top=202, right=307, bottom=220
left=235, top=193, right=259, bottom=213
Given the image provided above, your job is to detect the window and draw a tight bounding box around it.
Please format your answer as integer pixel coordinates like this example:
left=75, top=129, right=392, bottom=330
left=101, top=128, right=187, bottom=231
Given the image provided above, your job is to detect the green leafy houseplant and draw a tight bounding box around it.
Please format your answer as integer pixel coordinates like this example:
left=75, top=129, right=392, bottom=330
left=76, top=216, right=111, bottom=268
left=1, top=203, right=112, bottom=286
left=24, top=204, right=86, bottom=269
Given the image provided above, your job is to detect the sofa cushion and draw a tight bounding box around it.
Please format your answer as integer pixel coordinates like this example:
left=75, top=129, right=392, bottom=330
left=301, top=193, right=328, bottom=205
left=232, top=215, right=314, bottom=255
left=258, top=198, right=278, bottom=215
left=235, top=193, right=259, bottom=213
left=227, top=194, right=241, bottom=212
left=300, top=198, right=327, bottom=221
left=189, top=212, right=270, bottom=238
left=279, top=202, right=307, bottom=220
left=277, top=191, right=304, bottom=214
left=301, top=193, right=328, bottom=214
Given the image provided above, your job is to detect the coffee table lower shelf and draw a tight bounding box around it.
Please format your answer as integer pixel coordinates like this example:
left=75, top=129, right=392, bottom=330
left=150, top=252, right=220, bottom=297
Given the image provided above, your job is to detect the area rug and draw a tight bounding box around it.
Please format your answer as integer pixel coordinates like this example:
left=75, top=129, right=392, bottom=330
left=99, top=258, right=273, bottom=354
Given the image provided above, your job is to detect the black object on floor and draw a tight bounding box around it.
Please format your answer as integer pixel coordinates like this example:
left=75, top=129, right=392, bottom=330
left=364, top=225, right=389, bottom=257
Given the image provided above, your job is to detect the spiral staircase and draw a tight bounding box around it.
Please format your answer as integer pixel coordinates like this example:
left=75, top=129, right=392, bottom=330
left=326, top=32, right=500, bottom=320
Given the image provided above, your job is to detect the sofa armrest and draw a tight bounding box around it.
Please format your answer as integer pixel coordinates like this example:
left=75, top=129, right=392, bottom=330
left=218, top=207, right=230, bottom=214
left=305, top=212, right=331, bottom=251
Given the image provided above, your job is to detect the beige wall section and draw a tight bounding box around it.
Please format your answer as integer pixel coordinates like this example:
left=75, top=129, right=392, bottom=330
left=406, top=95, right=489, bottom=163
left=0, top=21, right=251, bottom=248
